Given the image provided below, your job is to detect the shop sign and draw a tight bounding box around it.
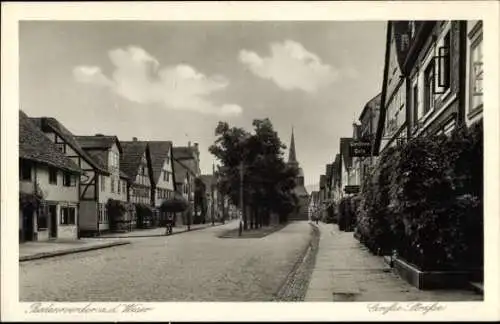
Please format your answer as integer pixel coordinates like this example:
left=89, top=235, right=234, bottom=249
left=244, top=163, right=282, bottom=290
left=349, top=141, right=372, bottom=157
left=344, top=185, right=360, bottom=194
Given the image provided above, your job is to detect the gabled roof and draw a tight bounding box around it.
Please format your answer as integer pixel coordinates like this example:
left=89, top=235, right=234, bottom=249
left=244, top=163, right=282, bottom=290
left=20, top=111, right=81, bottom=174
left=120, top=141, right=149, bottom=180
left=147, top=141, right=173, bottom=183
left=359, top=93, right=382, bottom=122
left=75, top=135, right=122, bottom=153
left=340, top=138, right=354, bottom=170
left=29, top=116, right=109, bottom=175
left=172, top=146, right=196, bottom=160
left=173, top=160, right=189, bottom=184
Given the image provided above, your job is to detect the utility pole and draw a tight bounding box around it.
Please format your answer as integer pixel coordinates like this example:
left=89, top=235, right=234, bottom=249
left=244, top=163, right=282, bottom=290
left=239, top=160, right=244, bottom=236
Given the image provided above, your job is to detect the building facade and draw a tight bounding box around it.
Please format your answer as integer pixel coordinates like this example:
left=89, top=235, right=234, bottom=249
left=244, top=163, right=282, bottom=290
left=120, top=139, right=154, bottom=228
left=75, top=135, right=129, bottom=233
left=19, top=111, right=82, bottom=242
left=148, top=141, right=176, bottom=225
left=29, top=117, right=113, bottom=237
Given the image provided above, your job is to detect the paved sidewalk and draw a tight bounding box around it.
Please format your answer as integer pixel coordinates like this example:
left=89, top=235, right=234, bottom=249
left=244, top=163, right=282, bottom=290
left=96, top=221, right=230, bottom=239
left=19, top=239, right=130, bottom=262
left=305, top=223, right=482, bottom=302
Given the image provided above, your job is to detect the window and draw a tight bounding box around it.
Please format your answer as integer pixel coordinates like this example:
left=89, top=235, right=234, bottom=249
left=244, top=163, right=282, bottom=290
left=122, top=181, right=127, bottom=195
left=98, top=204, right=108, bottom=223
left=163, top=170, right=169, bottom=182
left=440, top=31, right=451, bottom=90
left=20, top=160, right=32, bottom=181
left=111, top=178, right=115, bottom=193
left=60, top=207, right=76, bottom=225
left=412, top=83, right=419, bottom=126
left=54, top=143, right=66, bottom=153
left=423, top=63, right=435, bottom=115
left=49, top=168, right=58, bottom=185
left=63, top=173, right=76, bottom=187
left=117, top=178, right=121, bottom=194
left=470, top=34, right=483, bottom=112
left=101, top=176, right=106, bottom=191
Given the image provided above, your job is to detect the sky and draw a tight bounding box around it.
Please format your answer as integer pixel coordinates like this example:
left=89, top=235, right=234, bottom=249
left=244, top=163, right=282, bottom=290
left=19, top=21, right=386, bottom=189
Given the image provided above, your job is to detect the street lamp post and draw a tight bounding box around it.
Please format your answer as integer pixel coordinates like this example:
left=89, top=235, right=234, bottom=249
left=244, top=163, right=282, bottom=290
left=238, top=160, right=244, bottom=236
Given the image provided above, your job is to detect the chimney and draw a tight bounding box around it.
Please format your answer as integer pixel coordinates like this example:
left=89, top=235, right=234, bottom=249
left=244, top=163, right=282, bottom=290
left=194, top=142, right=199, bottom=152
left=133, top=137, right=138, bottom=142
left=188, top=141, right=191, bottom=147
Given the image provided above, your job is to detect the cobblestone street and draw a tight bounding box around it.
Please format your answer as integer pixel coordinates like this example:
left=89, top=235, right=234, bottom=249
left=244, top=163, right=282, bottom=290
left=20, top=221, right=313, bottom=302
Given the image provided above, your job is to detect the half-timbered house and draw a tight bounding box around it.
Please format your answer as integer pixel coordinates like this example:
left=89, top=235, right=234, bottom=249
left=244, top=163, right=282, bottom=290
left=20, top=111, right=82, bottom=242
left=75, top=134, right=130, bottom=232
left=29, top=116, right=111, bottom=237
left=147, top=141, right=176, bottom=226
left=120, top=138, right=154, bottom=228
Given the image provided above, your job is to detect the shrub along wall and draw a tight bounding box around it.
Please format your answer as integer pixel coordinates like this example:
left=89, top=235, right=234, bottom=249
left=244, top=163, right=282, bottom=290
left=356, top=122, right=483, bottom=271
left=338, top=195, right=359, bottom=232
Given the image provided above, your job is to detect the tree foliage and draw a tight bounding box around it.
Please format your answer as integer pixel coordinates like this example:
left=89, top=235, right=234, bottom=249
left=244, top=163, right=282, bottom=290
left=209, top=118, right=299, bottom=228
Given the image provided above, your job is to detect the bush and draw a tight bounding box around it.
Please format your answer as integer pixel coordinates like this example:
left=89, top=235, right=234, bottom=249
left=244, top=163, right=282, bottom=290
left=356, top=123, right=483, bottom=271
left=355, top=146, right=397, bottom=254
left=338, top=195, right=359, bottom=232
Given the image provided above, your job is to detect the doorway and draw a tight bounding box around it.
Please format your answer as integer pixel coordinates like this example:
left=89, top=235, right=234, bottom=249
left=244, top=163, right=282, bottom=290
left=48, top=204, right=58, bottom=239
left=22, top=207, right=34, bottom=242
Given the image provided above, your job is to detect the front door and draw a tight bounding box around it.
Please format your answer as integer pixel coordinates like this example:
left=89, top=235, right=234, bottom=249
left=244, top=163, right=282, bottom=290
left=22, top=208, right=34, bottom=242
left=48, top=205, right=58, bottom=239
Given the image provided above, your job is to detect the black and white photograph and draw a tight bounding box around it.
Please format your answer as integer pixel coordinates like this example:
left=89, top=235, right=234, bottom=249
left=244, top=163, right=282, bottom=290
left=2, top=1, right=499, bottom=322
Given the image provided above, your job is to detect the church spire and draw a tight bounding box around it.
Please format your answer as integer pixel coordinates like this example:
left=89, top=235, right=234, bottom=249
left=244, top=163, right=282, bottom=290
left=288, top=127, right=298, bottom=166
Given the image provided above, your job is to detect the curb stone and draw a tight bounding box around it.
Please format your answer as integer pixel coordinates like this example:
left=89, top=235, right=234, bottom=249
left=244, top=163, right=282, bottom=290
left=96, top=223, right=225, bottom=239
left=273, top=223, right=321, bottom=301
left=19, top=241, right=131, bottom=262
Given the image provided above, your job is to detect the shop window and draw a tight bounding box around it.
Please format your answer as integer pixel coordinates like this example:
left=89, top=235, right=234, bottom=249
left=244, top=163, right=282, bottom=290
left=63, top=173, right=76, bottom=187
left=20, top=160, right=32, bottom=181
left=49, top=167, right=58, bottom=185
left=60, top=207, right=76, bottom=225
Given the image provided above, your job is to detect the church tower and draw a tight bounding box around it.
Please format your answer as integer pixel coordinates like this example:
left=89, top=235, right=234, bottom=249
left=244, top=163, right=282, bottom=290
left=287, top=127, right=309, bottom=220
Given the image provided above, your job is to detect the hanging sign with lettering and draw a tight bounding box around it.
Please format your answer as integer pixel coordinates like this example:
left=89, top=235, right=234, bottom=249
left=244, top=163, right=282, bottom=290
left=349, top=141, right=372, bottom=157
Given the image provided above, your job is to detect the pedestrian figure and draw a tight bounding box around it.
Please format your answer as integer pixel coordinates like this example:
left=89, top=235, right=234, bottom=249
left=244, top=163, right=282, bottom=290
left=315, top=216, right=319, bottom=225
left=165, top=213, right=174, bottom=235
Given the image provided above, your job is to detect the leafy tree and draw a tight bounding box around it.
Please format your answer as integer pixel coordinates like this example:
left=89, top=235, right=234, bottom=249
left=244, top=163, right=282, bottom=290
left=209, top=118, right=299, bottom=230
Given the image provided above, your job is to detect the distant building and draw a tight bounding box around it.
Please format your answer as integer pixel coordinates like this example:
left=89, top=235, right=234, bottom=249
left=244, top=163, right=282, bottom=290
left=286, top=128, right=309, bottom=221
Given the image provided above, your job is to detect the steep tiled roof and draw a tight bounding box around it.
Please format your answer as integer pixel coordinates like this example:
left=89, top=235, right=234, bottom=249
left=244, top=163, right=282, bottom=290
left=359, top=93, right=382, bottom=122
left=147, top=141, right=173, bottom=183
left=340, top=138, right=354, bottom=170
left=172, top=146, right=195, bottom=160
left=29, top=116, right=108, bottom=174
left=75, top=135, right=122, bottom=153
left=173, top=160, right=188, bottom=184
left=120, top=141, right=148, bottom=179
left=20, top=111, right=81, bottom=174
